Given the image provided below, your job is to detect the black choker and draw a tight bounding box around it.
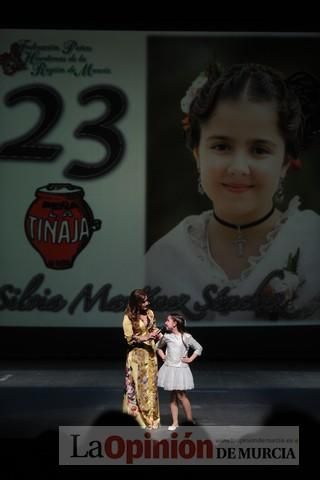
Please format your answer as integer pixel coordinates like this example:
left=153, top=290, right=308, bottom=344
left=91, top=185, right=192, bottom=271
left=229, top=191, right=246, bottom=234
left=213, top=206, right=275, bottom=257
left=213, top=206, right=275, bottom=230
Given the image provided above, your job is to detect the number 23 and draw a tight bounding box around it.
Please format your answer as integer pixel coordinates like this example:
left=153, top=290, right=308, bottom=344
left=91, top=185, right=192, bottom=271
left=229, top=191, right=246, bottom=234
left=0, top=84, right=127, bottom=179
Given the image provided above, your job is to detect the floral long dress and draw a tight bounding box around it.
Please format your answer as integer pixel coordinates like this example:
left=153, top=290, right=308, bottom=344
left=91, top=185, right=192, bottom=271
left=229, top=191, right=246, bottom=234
left=122, top=309, right=160, bottom=428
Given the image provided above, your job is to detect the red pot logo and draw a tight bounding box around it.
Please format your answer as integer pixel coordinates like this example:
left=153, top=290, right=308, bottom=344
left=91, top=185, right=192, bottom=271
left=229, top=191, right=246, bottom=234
left=25, top=183, right=101, bottom=269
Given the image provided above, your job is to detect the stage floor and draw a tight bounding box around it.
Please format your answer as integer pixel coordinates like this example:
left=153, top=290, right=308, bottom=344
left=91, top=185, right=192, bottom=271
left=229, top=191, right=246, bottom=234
left=1, top=359, right=320, bottom=438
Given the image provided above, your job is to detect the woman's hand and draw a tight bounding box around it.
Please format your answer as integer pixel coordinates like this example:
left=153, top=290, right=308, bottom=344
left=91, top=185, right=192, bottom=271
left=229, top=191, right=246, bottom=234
left=134, top=333, right=156, bottom=342
left=132, top=334, right=147, bottom=343
left=133, top=330, right=162, bottom=343
left=149, top=329, right=163, bottom=341
left=140, top=335, right=150, bottom=342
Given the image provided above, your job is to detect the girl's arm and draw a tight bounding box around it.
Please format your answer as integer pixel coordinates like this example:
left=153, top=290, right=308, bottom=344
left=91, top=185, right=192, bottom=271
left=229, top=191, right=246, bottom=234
left=156, top=335, right=166, bottom=349
left=181, top=334, right=203, bottom=363
left=188, top=335, right=203, bottom=356
left=156, top=348, right=166, bottom=361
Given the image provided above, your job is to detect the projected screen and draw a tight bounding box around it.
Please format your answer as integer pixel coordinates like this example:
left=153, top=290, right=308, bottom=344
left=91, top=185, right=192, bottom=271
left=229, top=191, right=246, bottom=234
left=1, top=29, right=320, bottom=327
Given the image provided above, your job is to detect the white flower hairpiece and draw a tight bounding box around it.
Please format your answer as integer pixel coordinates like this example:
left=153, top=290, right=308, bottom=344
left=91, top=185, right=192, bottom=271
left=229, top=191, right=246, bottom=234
left=180, top=71, right=208, bottom=114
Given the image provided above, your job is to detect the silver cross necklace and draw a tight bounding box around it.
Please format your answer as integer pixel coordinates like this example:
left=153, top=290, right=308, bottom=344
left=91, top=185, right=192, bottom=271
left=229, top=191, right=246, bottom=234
left=213, top=206, right=275, bottom=258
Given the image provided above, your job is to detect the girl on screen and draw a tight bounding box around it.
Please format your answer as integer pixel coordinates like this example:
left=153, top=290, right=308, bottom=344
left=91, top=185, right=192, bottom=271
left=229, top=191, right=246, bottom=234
left=146, top=62, right=320, bottom=323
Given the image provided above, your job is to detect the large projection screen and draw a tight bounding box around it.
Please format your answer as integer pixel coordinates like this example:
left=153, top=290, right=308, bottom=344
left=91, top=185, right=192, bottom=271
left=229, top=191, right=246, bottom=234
left=1, top=29, right=320, bottom=332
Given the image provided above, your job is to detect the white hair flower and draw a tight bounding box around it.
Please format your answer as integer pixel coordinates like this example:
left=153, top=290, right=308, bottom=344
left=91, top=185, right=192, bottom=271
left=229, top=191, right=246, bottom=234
left=180, top=71, right=208, bottom=114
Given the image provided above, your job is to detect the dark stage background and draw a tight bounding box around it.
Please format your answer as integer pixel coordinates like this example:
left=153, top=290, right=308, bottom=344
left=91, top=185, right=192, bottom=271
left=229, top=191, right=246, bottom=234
left=0, top=325, right=319, bottom=360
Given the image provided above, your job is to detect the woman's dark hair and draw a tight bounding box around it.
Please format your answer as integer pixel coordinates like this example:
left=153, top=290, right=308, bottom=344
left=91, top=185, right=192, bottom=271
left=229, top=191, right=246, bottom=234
left=126, top=289, right=149, bottom=333
left=169, top=312, right=188, bottom=350
left=186, top=63, right=320, bottom=159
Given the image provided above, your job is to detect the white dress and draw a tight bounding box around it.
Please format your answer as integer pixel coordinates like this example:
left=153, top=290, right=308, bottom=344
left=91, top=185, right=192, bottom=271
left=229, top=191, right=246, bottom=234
left=146, top=197, right=320, bottom=325
left=157, top=333, right=203, bottom=391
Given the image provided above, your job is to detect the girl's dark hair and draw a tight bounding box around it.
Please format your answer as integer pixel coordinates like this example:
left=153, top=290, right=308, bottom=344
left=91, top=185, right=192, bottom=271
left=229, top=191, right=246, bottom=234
left=186, top=62, right=320, bottom=159
left=169, top=312, right=188, bottom=350
left=126, top=289, right=150, bottom=333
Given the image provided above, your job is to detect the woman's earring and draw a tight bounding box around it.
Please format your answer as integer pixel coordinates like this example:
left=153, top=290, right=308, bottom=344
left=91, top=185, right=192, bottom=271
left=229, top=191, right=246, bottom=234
left=273, top=177, right=285, bottom=206
left=198, top=174, right=204, bottom=195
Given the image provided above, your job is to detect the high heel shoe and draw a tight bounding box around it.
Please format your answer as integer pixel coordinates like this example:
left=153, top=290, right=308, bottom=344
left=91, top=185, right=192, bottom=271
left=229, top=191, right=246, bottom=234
left=168, top=424, right=178, bottom=431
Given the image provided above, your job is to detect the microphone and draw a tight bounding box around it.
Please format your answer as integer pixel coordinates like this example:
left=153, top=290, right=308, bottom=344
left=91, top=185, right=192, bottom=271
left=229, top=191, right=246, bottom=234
left=153, top=326, right=166, bottom=336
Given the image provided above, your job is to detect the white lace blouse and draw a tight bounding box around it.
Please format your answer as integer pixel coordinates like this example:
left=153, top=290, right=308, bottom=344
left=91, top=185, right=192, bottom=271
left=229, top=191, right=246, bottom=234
left=145, top=197, right=320, bottom=325
left=157, top=333, right=203, bottom=368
